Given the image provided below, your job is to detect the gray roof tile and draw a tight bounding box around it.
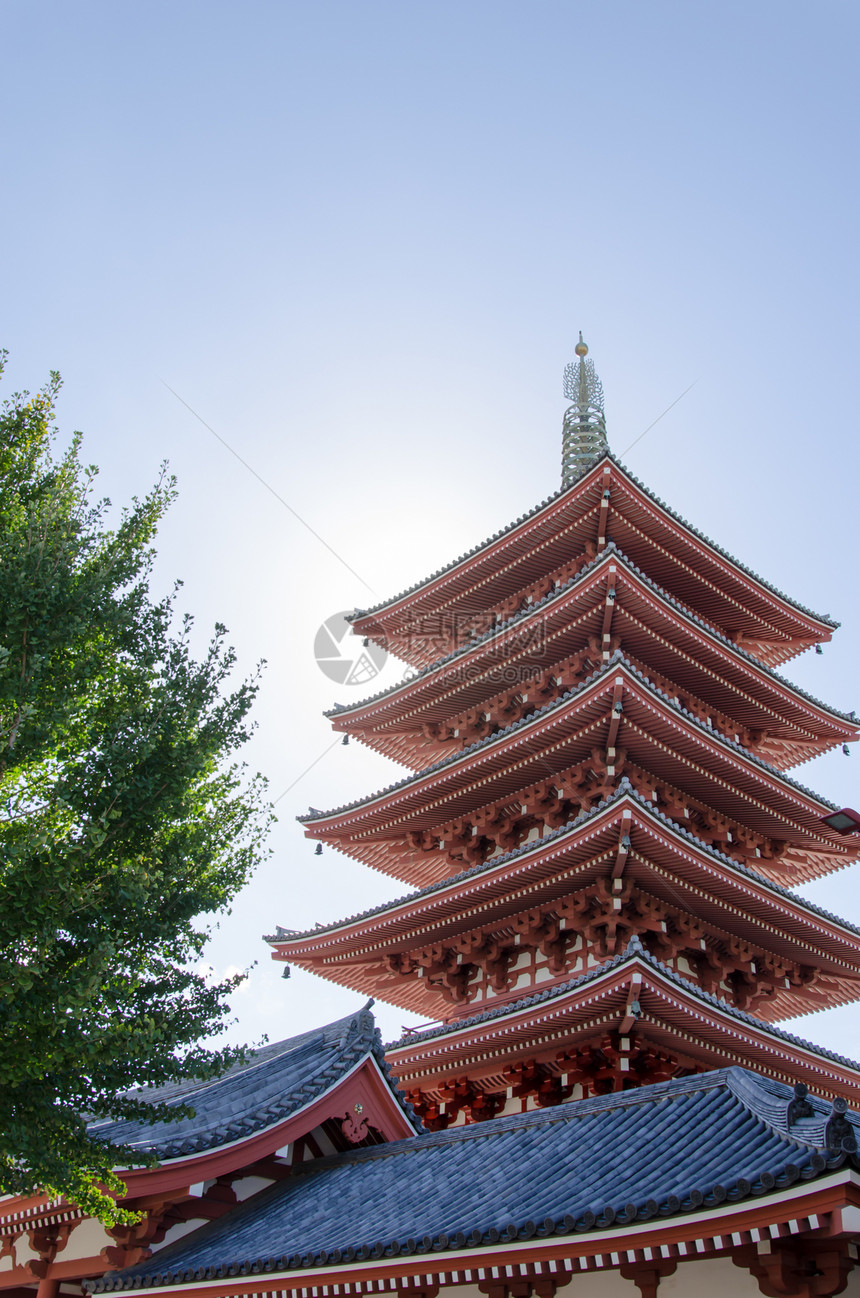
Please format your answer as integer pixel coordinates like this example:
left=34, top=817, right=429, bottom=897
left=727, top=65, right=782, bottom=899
left=88, top=1005, right=420, bottom=1160
left=92, top=1066, right=853, bottom=1291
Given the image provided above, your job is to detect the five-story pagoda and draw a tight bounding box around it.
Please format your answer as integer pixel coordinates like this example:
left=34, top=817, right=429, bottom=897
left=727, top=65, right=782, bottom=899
left=269, top=337, right=860, bottom=1127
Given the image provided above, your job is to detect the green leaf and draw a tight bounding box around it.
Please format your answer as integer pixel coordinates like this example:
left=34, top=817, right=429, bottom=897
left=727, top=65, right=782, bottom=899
left=0, top=358, right=273, bottom=1223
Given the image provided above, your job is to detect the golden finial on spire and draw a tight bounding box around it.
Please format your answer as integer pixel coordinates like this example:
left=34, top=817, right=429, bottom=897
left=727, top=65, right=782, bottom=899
left=574, top=331, right=588, bottom=358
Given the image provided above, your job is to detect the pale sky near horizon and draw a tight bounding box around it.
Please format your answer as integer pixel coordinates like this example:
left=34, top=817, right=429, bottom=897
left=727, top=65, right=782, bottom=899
left=3, top=0, right=860, bottom=1060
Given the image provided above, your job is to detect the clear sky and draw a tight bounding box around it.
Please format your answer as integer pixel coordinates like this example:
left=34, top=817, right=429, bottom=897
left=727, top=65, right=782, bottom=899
left=3, top=1, right=860, bottom=1058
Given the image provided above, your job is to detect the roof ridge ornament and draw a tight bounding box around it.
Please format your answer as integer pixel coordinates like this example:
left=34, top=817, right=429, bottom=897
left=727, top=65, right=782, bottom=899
left=561, top=332, right=609, bottom=487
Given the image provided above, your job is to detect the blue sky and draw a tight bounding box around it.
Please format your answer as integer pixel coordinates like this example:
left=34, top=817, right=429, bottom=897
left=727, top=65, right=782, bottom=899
left=3, top=1, right=860, bottom=1055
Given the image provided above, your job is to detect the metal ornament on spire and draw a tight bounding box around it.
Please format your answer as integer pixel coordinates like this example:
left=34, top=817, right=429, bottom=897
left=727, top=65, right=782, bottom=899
left=561, top=332, right=609, bottom=486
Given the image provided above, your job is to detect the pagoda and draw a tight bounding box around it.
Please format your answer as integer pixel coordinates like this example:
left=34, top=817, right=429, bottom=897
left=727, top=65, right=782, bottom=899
left=270, top=336, right=860, bottom=1127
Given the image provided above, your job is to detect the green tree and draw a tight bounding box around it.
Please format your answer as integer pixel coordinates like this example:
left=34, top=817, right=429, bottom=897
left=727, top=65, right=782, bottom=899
left=0, top=360, right=271, bottom=1223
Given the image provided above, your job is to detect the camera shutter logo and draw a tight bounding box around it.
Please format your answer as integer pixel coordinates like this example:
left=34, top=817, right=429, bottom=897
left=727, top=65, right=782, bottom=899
left=314, top=611, right=387, bottom=686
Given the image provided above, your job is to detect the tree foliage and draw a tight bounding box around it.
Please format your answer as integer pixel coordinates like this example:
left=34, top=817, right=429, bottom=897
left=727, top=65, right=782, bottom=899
left=0, top=360, right=271, bottom=1223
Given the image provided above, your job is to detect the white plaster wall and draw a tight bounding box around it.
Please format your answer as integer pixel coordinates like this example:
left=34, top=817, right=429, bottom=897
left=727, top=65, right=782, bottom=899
left=232, top=1176, right=276, bottom=1202
left=60, top=1216, right=110, bottom=1262
left=438, top=1275, right=631, bottom=1298
left=157, top=1218, right=212, bottom=1251
left=0, top=1231, right=41, bottom=1270
left=660, top=1256, right=762, bottom=1298
left=564, top=1271, right=642, bottom=1298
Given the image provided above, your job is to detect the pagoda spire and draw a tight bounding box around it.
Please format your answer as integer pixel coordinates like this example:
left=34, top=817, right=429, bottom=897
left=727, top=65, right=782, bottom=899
left=561, top=331, right=609, bottom=486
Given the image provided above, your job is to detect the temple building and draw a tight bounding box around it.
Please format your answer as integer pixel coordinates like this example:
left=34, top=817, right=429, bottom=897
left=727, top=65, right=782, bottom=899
left=271, top=336, right=860, bottom=1123
left=4, top=337, right=860, bottom=1298
left=0, top=1009, right=421, bottom=1298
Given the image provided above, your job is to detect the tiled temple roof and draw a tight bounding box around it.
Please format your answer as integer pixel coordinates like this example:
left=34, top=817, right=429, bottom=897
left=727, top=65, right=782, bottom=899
left=330, top=542, right=855, bottom=725
left=91, top=1066, right=855, bottom=1291
left=301, top=651, right=841, bottom=824
left=385, top=937, right=860, bottom=1072
left=271, top=781, right=860, bottom=945
left=88, top=1006, right=419, bottom=1161
left=351, top=454, right=836, bottom=629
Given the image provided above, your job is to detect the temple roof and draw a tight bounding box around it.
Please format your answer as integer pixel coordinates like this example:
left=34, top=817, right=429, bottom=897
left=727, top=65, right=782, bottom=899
left=301, top=654, right=853, bottom=886
left=333, top=543, right=855, bottom=734
left=330, top=544, right=857, bottom=772
left=88, top=1005, right=419, bottom=1162
left=385, top=936, right=860, bottom=1076
left=351, top=454, right=836, bottom=639
left=278, top=783, right=860, bottom=947
left=272, top=789, right=860, bottom=1022
left=91, top=1067, right=855, bottom=1292
left=304, top=654, right=842, bottom=827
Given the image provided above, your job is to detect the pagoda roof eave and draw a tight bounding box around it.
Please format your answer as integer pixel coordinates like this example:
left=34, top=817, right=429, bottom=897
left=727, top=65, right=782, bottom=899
left=384, top=938, right=860, bottom=1084
left=350, top=453, right=837, bottom=637
left=300, top=653, right=846, bottom=839
left=328, top=542, right=856, bottom=738
left=349, top=456, right=606, bottom=623
left=273, top=783, right=860, bottom=951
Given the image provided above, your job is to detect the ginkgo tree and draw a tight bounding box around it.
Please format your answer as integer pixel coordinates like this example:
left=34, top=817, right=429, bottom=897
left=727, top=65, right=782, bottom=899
left=0, top=359, right=271, bottom=1223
